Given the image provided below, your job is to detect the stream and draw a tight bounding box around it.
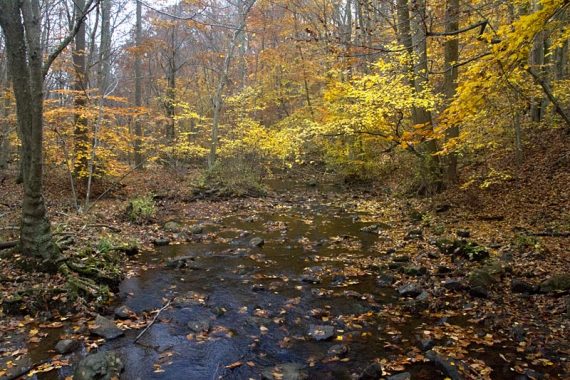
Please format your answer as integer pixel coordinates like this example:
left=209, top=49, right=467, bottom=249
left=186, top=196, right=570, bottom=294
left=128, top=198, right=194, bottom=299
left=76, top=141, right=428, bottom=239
left=7, top=182, right=546, bottom=379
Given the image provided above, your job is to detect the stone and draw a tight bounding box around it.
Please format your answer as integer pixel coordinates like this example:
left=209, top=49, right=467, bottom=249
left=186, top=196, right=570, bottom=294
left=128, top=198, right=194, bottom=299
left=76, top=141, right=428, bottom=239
left=388, top=262, right=405, bottom=270
left=163, top=221, right=182, bottom=232
left=426, top=350, right=464, bottom=380
left=114, top=305, right=133, bottom=319
left=511, top=326, right=526, bottom=342
left=165, top=255, right=195, bottom=269
left=443, top=279, right=464, bottom=291
left=74, top=351, right=123, bottom=380
left=327, top=344, right=348, bottom=357
left=387, top=372, right=412, bottom=380
left=262, top=363, right=308, bottom=380
left=190, top=225, right=204, bottom=234
left=308, top=324, right=335, bottom=341
left=377, top=274, right=395, bottom=287
left=419, top=338, right=435, bottom=351
left=301, top=274, right=321, bottom=284
left=55, top=339, right=80, bottom=355
left=416, top=291, right=429, bottom=302
left=398, top=284, right=423, bottom=298
left=437, top=265, right=452, bottom=274
left=251, top=283, right=265, bottom=292
left=152, top=238, right=170, bottom=246
left=468, top=268, right=498, bottom=288
left=250, top=237, right=265, bottom=248
left=358, top=362, right=383, bottom=380
left=392, top=255, right=410, bottom=263
left=405, top=229, right=423, bottom=240
left=360, top=225, right=379, bottom=233
left=187, top=319, right=210, bottom=333
left=512, top=279, right=538, bottom=294
left=331, top=275, right=347, bottom=286
left=403, top=266, right=427, bottom=276
left=469, top=286, right=489, bottom=298
left=91, top=315, right=124, bottom=340
left=539, top=274, right=570, bottom=293
left=456, top=229, right=470, bottom=238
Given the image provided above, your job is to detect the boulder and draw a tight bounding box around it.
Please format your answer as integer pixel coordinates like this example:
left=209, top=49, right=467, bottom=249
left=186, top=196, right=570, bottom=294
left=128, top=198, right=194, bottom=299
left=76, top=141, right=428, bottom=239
left=91, top=315, right=124, bottom=340
left=74, top=351, right=123, bottom=380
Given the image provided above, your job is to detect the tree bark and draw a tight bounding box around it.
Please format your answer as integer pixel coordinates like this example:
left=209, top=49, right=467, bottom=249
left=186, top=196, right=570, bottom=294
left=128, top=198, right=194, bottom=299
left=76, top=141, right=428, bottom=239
left=0, top=0, right=57, bottom=266
left=73, top=0, right=89, bottom=177
left=134, top=0, right=144, bottom=167
left=444, top=0, right=460, bottom=183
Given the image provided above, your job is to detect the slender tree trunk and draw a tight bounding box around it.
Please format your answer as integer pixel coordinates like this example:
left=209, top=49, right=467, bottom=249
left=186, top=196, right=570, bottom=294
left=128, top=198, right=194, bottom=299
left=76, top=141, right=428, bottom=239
left=0, top=68, right=10, bottom=171
left=444, top=0, right=460, bottom=183
left=73, top=0, right=89, bottom=177
left=134, top=0, right=144, bottom=168
left=208, top=0, right=256, bottom=169
left=86, top=0, right=111, bottom=207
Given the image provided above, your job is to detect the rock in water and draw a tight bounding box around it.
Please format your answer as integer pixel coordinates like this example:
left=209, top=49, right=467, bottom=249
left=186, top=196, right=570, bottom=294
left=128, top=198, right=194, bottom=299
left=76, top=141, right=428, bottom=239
left=91, top=315, right=124, bottom=340
left=74, top=351, right=123, bottom=380
left=114, top=305, right=133, bottom=319
left=358, top=362, right=383, bottom=380
left=55, top=339, right=80, bottom=355
left=308, top=324, right=335, bottom=341
left=327, top=344, right=349, bottom=357
left=398, top=284, right=423, bottom=298
left=262, top=363, right=308, bottom=380
left=387, top=373, right=412, bottom=380
left=426, top=350, right=464, bottom=380
left=250, top=237, right=265, bottom=248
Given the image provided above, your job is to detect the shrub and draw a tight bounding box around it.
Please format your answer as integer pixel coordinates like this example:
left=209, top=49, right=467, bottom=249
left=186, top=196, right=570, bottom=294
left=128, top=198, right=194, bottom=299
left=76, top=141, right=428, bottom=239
left=126, top=195, right=155, bottom=224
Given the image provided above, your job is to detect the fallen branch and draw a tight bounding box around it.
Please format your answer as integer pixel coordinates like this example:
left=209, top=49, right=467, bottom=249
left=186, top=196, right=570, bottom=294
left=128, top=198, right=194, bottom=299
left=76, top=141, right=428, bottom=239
left=529, top=231, right=570, bottom=237
left=134, top=297, right=174, bottom=344
left=0, top=240, right=18, bottom=250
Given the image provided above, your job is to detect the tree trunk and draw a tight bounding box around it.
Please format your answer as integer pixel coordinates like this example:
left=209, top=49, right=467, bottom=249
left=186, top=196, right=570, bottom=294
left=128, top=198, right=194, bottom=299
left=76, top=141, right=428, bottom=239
left=86, top=0, right=112, bottom=207
left=73, top=0, right=89, bottom=177
left=134, top=0, right=143, bottom=167
left=0, top=0, right=57, bottom=267
left=444, top=0, right=460, bottom=183
left=0, top=67, right=10, bottom=171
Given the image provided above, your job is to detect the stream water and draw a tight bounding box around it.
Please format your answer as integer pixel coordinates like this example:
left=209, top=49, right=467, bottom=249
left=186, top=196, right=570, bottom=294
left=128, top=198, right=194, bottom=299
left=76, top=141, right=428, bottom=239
left=9, top=182, right=546, bottom=379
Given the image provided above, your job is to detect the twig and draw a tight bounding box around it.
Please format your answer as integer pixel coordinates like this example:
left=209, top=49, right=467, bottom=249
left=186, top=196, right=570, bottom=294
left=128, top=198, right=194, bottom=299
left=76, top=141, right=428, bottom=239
left=134, top=298, right=174, bottom=344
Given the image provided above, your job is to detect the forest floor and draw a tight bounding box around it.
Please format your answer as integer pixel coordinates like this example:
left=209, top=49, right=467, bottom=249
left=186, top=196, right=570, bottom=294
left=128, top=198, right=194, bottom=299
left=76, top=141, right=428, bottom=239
left=0, top=130, right=569, bottom=379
